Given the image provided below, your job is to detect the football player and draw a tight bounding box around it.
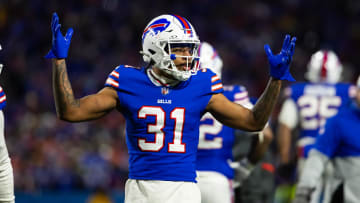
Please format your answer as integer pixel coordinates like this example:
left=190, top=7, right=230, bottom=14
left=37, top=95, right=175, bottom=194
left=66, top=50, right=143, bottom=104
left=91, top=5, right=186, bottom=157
left=45, top=13, right=296, bottom=203
left=293, top=75, right=360, bottom=203
left=196, top=42, right=273, bottom=203
left=277, top=50, right=355, bottom=203
left=0, top=44, right=15, bottom=203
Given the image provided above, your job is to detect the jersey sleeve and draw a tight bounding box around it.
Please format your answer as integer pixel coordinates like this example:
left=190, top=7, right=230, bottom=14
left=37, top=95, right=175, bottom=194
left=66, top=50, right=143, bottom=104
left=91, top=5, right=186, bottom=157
left=233, top=85, right=253, bottom=109
left=105, top=66, right=121, bottom=90
left=314, top=115, right=340, bottom=158
left=210, top=74, right=223, bottom=94
left=0, top=86, right=6, bottom=110
left=283, top=86, right=292, bottom=98
left=348, top=85, right=356, bottom=98
left=199, top=68, right=224, bottom=94
left=278, top=98, right=298, bottom=129
left=278, top=84, right=298, bottom=129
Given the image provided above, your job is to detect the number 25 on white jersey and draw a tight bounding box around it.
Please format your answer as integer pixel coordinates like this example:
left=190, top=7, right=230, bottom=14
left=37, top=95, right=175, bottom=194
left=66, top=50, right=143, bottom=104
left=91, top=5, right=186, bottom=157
left=298, top=95, right=341, bottom=130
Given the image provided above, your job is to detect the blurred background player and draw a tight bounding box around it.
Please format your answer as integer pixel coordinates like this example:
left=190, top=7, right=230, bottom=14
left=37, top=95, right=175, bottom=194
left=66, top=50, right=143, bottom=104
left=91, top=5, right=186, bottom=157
left=196, top=42, right=274, bottom=203
left=46, top=12, right=296, bottom=203
left=277, top=50, right=355, bottom=203
left=293, top=75, right=360, bottom=203
left=233, top=101, right=276, bottom=203
left=0, top=44, right=15, bottom=203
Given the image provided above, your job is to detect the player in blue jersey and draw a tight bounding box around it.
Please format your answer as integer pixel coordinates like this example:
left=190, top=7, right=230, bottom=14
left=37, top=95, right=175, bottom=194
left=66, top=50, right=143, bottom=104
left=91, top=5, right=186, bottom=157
left=0, top=45, right=15, bottom=203
left=277, top=50, right=356, bottom=203
left=46, top=12, right=296, bottom=203
left=293, top=75, right=360, bottom=203
left=196, top=42, right=274, bottom=203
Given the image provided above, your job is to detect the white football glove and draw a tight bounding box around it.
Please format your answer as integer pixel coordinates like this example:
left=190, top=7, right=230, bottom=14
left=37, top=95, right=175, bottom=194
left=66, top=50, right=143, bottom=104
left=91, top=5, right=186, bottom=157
left=292, top=187, right=315, bottom=203
left=231, top=158, right=255, bottom=188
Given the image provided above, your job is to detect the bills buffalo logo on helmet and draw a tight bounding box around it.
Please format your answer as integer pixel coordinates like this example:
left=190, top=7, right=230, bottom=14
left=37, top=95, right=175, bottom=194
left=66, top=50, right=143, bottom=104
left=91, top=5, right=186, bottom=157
left=142, top=18, right=171, bottom=43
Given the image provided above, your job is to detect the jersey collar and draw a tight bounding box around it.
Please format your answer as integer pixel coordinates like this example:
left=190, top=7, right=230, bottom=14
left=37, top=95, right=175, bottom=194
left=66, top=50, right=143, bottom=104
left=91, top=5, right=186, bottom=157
left=147, top=68, right=180, bottom=87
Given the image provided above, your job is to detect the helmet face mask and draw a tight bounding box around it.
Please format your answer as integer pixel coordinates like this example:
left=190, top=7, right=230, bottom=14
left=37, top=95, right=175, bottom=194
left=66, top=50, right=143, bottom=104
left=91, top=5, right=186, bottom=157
left=166, top=42, right=200, bottom=81
left=142, top=14, right=200, bottom=81
left=305, top=50, right=343, bottom=83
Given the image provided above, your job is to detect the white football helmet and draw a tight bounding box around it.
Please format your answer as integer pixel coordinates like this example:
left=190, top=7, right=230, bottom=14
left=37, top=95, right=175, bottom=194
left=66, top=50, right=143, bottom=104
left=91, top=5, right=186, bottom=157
left=141, top=14, right=200, bottom=81
left=305, top=50, right=343, bottom=83
left=198, top=42, right=223, bottom=78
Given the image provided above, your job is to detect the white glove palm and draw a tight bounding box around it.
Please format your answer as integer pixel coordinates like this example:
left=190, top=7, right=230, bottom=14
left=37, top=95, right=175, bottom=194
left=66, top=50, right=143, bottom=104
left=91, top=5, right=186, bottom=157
left=231, top=158, right=255, bottom=188
left=292, top=187, right=315, bottom=203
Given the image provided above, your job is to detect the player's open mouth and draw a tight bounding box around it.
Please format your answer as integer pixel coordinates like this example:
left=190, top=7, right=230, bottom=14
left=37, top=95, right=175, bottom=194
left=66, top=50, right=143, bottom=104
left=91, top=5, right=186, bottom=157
left=177, top=64, right=190, bottom=71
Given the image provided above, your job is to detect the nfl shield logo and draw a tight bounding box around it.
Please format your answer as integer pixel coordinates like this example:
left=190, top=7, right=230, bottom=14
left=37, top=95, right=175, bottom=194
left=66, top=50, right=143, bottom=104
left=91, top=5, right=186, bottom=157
left=161, top=87, right=169, bottom=95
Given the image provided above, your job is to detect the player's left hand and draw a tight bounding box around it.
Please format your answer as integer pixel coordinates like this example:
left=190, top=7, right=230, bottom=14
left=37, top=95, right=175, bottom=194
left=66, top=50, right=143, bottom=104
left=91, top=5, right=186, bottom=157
left=292, top=186, right=315, bottom=203
left=45, top=12, right=74, bottom=59
left=264, top=34, right=296, bottom=81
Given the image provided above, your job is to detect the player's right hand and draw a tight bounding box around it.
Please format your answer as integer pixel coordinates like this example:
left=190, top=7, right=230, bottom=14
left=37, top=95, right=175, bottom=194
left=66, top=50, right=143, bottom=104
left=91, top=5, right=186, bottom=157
left=45, top=12, right=74, bottom=59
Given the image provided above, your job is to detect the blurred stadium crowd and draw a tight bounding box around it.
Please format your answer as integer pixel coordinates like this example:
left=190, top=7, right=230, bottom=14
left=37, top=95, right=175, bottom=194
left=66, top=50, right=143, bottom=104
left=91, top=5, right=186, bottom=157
left=0, top=0, right=359, bottom=196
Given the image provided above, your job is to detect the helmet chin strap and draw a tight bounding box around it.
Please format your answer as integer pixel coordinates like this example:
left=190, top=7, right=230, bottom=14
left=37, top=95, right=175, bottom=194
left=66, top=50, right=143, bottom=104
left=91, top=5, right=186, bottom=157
left=150, top=67, right=180, bottom=86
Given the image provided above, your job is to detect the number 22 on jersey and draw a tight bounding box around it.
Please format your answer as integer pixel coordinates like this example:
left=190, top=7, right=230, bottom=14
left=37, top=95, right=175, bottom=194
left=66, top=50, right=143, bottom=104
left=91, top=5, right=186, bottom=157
left=198, top=113, right=223, bottom=149
left=138, top=106, right=186, bottom=153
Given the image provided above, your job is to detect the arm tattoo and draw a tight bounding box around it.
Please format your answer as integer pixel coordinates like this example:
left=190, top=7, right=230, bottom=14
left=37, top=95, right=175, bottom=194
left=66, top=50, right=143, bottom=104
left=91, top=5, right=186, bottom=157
left=52, top=59, right=79, bottom=116
left=252, top=78, right=281, bottom=128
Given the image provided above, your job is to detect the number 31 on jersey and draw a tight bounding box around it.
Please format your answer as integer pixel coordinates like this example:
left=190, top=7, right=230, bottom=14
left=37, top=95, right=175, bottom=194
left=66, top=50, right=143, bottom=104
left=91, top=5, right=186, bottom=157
left=138, top=106, right=186, bottom=153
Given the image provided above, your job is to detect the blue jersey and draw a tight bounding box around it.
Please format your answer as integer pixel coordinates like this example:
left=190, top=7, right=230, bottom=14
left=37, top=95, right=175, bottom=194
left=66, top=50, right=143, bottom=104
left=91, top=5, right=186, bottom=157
left=0, top=86, right=6, bottom=110
left=196, top=85, right=250, bottom=179
left=299, top=102, right=360, bottom=203
left=105, top=66, right=223, bottom=182
left=285, top=82, right=355, bottom=157
left=315, top=102, right=360, bottom=158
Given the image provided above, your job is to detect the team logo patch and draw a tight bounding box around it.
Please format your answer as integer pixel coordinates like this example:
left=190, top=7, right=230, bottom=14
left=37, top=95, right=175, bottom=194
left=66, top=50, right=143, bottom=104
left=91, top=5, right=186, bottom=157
left=142, top=18, right=170, bottom=43
left=161, top=87, right=170, bottom=95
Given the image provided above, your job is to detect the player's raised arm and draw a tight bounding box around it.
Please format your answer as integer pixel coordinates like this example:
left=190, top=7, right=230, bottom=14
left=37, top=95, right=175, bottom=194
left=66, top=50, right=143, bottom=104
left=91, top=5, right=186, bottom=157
left=207, top=35, right=296, bottom=131
left=252, top=35, right=296, bottom=126
left=46, top=13, right=118, bottom=122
